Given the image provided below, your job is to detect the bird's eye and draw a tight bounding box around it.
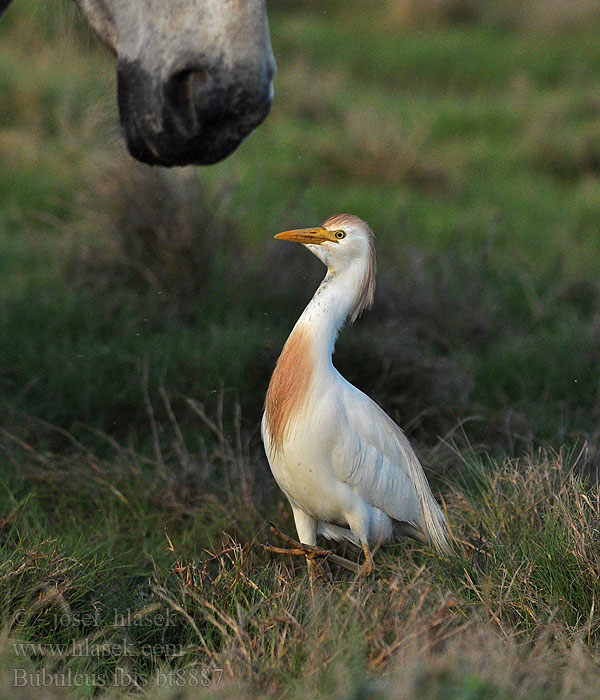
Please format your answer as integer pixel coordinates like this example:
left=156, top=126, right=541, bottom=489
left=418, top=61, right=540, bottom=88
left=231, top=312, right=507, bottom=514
left=334, top=230, right=346, bottom=240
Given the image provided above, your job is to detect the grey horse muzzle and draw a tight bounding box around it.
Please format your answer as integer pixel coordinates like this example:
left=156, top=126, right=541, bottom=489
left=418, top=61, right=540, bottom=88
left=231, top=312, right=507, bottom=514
left=117, top=57, right=274, bottom=166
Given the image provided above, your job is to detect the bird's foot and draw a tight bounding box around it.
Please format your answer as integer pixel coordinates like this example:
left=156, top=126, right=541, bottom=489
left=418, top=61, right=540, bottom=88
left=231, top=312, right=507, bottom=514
left=263, top=523, right=363, bottom=576
left=306, top=553, right=330, bottom=583
left=263, top=523, right=334, bottom=560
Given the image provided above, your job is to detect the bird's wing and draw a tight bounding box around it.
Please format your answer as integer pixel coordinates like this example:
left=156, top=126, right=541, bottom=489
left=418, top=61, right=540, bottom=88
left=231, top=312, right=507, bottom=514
left=331, top=384, right=422, bottom=522
left=331, top=379, right=450, bottom=552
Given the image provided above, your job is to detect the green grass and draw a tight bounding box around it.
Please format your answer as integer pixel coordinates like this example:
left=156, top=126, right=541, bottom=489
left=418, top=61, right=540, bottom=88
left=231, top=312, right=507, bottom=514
left=1, top=1, right=600, bottom=447
left=1, top=0, right=600, bottom=696
left=0, top=436, right=599, bottom=698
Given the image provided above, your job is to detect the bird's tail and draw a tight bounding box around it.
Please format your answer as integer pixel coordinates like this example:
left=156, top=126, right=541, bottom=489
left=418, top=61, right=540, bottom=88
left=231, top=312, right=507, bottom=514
left=404, top=450, right=453, bottom=556
left=418, top=487, right=452, bottom=555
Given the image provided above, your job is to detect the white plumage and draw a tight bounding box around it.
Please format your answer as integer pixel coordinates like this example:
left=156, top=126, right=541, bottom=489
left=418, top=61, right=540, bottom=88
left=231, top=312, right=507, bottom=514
left=262, top=214, right=450, bottom=576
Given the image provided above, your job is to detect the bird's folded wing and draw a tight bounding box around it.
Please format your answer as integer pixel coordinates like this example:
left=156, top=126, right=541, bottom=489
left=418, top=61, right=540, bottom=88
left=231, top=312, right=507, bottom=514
left=330, top=384, right=425, bottom=523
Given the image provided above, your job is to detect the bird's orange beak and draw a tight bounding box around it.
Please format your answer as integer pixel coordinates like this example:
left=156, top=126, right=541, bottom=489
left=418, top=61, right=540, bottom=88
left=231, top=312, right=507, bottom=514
left=274, top=227, right=337, bottom=245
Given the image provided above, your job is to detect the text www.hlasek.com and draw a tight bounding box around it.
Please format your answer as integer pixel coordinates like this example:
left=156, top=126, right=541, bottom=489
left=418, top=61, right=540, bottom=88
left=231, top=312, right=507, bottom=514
left=13, top=667, right=224, bottom=689
left=12, top=639, right=187, bottom=659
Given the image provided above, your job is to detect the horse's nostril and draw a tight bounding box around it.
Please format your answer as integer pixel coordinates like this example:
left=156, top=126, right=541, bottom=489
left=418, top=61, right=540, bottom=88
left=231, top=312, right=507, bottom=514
left=165, top=68, right=210, bottom=135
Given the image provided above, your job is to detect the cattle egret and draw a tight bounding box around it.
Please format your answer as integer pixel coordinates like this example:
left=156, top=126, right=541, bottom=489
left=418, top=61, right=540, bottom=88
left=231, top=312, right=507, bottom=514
left=262, top=214, right=451, bottom=577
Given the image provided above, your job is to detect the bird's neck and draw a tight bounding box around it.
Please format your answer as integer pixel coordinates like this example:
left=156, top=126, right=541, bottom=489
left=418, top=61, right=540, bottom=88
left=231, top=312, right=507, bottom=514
left=264, top=262, right=367, bottom=450
left=293, top=261, right=365, bottom=363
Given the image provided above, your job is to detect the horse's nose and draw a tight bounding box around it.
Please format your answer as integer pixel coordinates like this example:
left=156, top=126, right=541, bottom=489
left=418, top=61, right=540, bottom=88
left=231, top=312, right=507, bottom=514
left=163, top=67, right=211, bottom=137
left=163, top=66, right=223, bottom=137
left=117, top=56, right=274, bottom=166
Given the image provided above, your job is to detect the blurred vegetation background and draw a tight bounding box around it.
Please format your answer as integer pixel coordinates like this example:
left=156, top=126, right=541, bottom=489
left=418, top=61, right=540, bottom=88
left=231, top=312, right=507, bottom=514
left=1, top=0, right=600, bottom=458
left=2, top=0, right=600, bottom=460
left=1, top=1, right=600, bottom=698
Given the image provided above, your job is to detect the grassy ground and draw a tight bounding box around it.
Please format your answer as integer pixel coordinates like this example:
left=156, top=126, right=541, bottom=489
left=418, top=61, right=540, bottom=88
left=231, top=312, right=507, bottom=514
left=1, top=0, right=599, bottom=697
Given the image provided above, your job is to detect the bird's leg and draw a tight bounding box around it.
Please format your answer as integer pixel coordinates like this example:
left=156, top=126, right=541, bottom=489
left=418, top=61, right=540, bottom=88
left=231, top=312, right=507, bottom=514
left=358, top=542, right=374, bottom=577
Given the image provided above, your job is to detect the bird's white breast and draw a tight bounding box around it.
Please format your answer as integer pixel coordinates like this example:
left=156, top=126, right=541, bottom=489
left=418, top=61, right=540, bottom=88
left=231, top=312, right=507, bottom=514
left=263, top=367, right=423, bottom=531
left=263, top=367, right=355, bottom=523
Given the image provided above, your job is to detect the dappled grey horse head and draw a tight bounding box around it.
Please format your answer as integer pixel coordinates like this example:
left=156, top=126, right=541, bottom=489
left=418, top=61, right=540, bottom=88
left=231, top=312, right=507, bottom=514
left=1, top=0, right=276, bottom=166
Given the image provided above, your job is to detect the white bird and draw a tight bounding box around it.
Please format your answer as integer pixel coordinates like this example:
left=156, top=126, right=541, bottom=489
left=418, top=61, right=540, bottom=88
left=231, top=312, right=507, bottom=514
left=262, top=214, right=451, bottom=577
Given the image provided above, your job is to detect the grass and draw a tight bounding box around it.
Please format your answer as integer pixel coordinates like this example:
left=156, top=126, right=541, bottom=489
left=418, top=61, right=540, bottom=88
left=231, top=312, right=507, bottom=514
left=1, top=0, right=600, bottom=696
left=0, top=431, right=598, bottom=698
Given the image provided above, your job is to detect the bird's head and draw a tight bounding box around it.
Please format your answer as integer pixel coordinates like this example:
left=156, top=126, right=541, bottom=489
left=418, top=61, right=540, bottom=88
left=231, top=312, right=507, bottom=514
left=275, top=214, right=376, bottom=322
left=274, top=214, right=374, bottom=272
